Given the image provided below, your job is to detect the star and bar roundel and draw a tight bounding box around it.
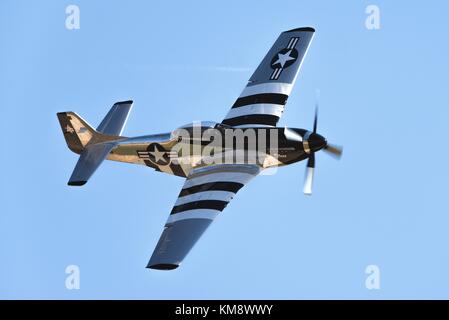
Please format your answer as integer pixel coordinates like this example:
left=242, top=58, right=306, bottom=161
left=137, top=143, right=172, bottom=166
left=270, top=36, right=299, bottom=80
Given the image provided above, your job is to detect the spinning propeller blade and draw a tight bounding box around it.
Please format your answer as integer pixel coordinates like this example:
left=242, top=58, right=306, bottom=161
left=302, top=90, right=343, bottom=195
left=303, top=153, right=315, bottom=195
left=313, top=90, right=319, bottom=133
left=324, top=144, right=343, bottom=159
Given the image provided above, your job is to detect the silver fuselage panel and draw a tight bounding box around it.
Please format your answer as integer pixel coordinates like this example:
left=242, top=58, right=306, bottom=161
left=107, top=126, right=309, bottom=178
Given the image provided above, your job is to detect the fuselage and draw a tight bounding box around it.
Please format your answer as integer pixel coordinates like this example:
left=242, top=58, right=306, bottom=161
left=107, top=122, right=326, bottom=178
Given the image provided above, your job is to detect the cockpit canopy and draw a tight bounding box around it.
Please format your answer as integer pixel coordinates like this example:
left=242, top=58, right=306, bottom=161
left=177, top=121, right=232, bottom=130
left=178, top=121, right=218, bottom=129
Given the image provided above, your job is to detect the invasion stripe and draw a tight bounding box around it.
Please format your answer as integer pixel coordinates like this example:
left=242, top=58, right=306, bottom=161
left=179, top=182, right=244, bottom=197
left=239, top=82, right=292, bottom=98
left=225, top=104, right=284, bottom=120
left=170, top=200, right=229, bottom=215
left=222, top=114, right=280, bottom=127
left=232, top=93, right=288, bottom=109
left=175, top=190, right=235, bottom=206
left=184, top=172, right=255, bottom=189
left=166, top=209, right=218, bottom=224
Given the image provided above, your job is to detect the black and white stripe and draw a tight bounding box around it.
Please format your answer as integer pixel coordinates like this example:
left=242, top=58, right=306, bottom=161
left=222, top=82, right=292, bottom=128
left=222, top=114, right=280, bottom=127
left=166, top=165, right=260, bottom=224
left=270, top=68, right=283, bottom=80
left=137, top=150, right=178, bottom=160
left=287, top=37, right=299, bottom=50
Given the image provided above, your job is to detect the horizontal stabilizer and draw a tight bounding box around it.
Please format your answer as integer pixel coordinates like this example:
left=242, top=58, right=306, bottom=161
left=68, top=142, right=115, bottom=186
left=97, top=100, right=133, bottom=136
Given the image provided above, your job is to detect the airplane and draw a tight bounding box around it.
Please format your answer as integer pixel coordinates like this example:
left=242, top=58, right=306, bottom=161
left=57, top=27, right=342, bottom=270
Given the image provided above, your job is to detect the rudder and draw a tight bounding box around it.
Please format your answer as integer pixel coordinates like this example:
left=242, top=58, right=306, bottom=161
left=57, top=112, right=98, bottom=154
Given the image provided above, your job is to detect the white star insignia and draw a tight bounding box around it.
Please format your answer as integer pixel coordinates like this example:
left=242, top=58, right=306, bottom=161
left=150, top=145, right=166, bottom=163
left=273, top=49, right=296, bottom=68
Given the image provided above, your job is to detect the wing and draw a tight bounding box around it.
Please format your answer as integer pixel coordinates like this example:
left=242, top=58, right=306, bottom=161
left=147, top=164, right=261, bottom=270
left=222, top=27, right=315, bottom=128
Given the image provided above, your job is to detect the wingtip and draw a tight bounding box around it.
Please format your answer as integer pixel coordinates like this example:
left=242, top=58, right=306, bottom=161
left=68, top=180, right=87, bottom=186
left=115, top=100, right=134, bottom=106
left=147, top=263, right=179, bottom=270
left=284, top=27, right=315, bottom=33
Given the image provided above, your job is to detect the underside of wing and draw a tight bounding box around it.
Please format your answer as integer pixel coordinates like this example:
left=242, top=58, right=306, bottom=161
left=147, top=164, right=260, bottom=270
left=222, top=27, right=315, bottom=128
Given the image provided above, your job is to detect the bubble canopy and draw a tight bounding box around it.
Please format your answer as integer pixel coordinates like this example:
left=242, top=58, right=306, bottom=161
left=177, top=121, right=219, bottom=129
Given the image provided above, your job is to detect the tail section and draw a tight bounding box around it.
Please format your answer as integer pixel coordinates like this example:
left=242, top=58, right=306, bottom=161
left=57, top=112, right=98, bottom=154
left=57, top=100, right=133, bottom=186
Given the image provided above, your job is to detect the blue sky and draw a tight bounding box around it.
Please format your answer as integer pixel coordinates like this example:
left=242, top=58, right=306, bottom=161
left=1, top=0, right=449, bottom=299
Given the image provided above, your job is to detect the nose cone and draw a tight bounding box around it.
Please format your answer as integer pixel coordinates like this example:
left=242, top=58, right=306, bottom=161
left=308, top=133, right=327, bottom=152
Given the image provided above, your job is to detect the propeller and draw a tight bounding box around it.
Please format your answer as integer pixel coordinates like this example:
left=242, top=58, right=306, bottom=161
left=323, top=143, right=343, bottom=159
left=303, top=152, right=315, bottom=195
left=312, top=92, right=318, bottom=133
left=303, top=90, right=343, bottom=195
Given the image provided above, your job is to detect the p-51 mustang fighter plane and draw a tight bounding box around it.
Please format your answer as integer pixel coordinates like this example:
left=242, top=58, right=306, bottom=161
left=57, top=27, right=342, bottom=270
